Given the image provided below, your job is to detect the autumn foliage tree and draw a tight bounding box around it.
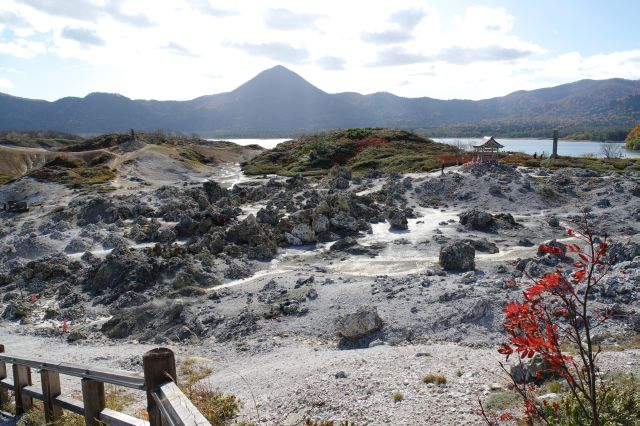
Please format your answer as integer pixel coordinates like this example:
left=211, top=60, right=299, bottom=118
left=480, top=216, right=626, bottom=425
left=625, top=123, right=640, bottom=150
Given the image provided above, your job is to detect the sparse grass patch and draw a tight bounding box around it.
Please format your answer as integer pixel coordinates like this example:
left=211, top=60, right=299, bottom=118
left=542, top=379, right=565, bottom=394
left=0, top=172, right=12, bottom=185
left=180, top=356, right=214, bottom=386
left=13, top=385, right=137, bottom=426
left=455, top=370, right=463, bottom=377
left=32, top=161, right=116, bottom=188
left=392, top=392, right=404, bottom=403
left=1, top=393, right=16, bottom=414
left=0, top=131, right=82, bottom=149
left=593, top=332, right=640, bottom=352
left=483, top=390, right=522, bottom=411
left=97, top=185, right=117, bottom=192
left=178, top=146, right=211, bottom=164
left=183, top=382, right=243, bottom=426
left=422, top=374, right=447, bottom=385
left=501, top=153, right=640, bottom=173
left=178, top=357, right=244, bottom=425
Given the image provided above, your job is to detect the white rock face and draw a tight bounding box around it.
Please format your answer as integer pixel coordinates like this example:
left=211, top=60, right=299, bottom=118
left=291, top=223, right=316, bottom=243
left=312, top=214, right=330, bottom=233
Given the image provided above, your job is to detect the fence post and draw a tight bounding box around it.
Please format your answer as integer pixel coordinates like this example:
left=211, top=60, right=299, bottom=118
left=143, top=348, right=177, bottom=426
left=81, top=378, right=105, bottom=426
left=0, top=345, right=7, bottom=406
left=13, top=364, right=32, bottom=414
left=41, top=370, right=62, bottom=422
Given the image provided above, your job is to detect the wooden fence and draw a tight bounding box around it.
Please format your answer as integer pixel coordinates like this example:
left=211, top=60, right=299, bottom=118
left=0, top=345, right=211, bottom=426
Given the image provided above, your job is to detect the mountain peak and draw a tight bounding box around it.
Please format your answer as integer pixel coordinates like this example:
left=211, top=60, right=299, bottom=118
left=85, top=92, right=130, bottom=100
left=232, top=65, right=326, bottom=96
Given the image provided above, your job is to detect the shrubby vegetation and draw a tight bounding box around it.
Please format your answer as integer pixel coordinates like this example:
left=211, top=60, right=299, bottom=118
left=480, top=221, right=640, bottom=425
left=625, top=124, right=640, bottom=150
left=242, top=128, right=459, bottom=176
left=31, top=154, right=116, bottom=188
left=0, top=130, right=83, bottom=149
left=178, top=357, right=249, bottom=425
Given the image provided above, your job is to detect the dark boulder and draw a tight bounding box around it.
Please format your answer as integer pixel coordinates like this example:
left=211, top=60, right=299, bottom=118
left=459, top=209, right=494, bottom=231
left=462, top=238, right=499, bottom=254
left=439, top=240, right=475, bottom=271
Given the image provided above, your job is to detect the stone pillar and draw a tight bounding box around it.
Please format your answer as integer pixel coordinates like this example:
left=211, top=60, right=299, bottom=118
left=551, top=129, right=558, bottom=159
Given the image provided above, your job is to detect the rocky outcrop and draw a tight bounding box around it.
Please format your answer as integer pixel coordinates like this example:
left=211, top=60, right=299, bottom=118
left=439, top=240, right=475, bottom=271
left=459, top=209, right=494, bottom=231
left=386, top=208, right=408, bottom=230
left=83, top=245, right=163, bottom=298
left=459, top=209, right=519, bottom=231
left=101, top=300, right=187, bottom=340
left=607, top=242, right=640, bottom=265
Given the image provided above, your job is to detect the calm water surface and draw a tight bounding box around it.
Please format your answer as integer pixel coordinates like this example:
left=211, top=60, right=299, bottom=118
left=211, top=138, right=638, bottom=158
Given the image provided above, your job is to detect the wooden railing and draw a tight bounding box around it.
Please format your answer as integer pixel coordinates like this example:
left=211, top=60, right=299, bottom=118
left=0, top=345, right=211, bottom=426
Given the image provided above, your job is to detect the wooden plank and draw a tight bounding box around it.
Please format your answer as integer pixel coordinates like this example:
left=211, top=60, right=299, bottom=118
left=143, top=348, right=177, bottom=426
left=13, top=364, right=32, bottom=414
left=152, top=382, right=211, bottom=426
left=81, top=378, right=105, bottom=426
left=21, top=385, right=43, bottom=400
left=0, top=354, right=144, bottom=389
left=41, top=370, right=63, bottom=422
left=100, top=407, right=150, bottom=426
left=0, top=344, right=7, bottom=405
left=0, top=378, right=14, bottom=391
left=53, top=395, right=84, bottom=415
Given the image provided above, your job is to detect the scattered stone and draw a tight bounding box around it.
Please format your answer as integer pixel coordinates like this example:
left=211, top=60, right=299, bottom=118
left=335, top=371, right=347, bottom=379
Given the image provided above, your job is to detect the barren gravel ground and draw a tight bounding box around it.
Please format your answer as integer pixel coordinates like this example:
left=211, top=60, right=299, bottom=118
left=1, top=154, right=639, bottom=425
left=0, top=327, right=638, bottom=425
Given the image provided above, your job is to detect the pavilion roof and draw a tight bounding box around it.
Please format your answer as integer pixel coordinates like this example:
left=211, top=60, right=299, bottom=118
left=474, top=136, right=504, bottom=148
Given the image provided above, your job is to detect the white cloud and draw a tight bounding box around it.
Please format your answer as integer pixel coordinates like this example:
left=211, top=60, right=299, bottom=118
left=0, top=67, right=23, bottom=74
left=61, top=27, right=105, bottom=46
left=0, top=0, right=637, bottom=101
left=0, top=38, right=46, bottom=58
left=0, top=77, right=13, bottom=89
left=316, top=55, right=346, bottom=70
left=264, top=8, right=322, bottom=31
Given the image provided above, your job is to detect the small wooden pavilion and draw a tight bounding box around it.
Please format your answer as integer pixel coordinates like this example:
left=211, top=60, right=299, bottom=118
left=473, top=136, right=504, bottom=161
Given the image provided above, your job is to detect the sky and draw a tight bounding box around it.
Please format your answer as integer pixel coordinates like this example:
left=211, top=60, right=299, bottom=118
left=0, top=0, right=639, bottom=101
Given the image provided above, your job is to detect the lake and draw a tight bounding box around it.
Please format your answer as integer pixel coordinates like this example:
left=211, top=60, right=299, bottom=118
left=212, top=138, right=291, bottom=150
left=213, top=138, right=639, bottom=158
left=434, top=138, right=638, bottom=158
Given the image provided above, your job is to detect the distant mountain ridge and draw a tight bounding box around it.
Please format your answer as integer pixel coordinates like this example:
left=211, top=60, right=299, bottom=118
left=1, top=65, right=639, bottom=136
